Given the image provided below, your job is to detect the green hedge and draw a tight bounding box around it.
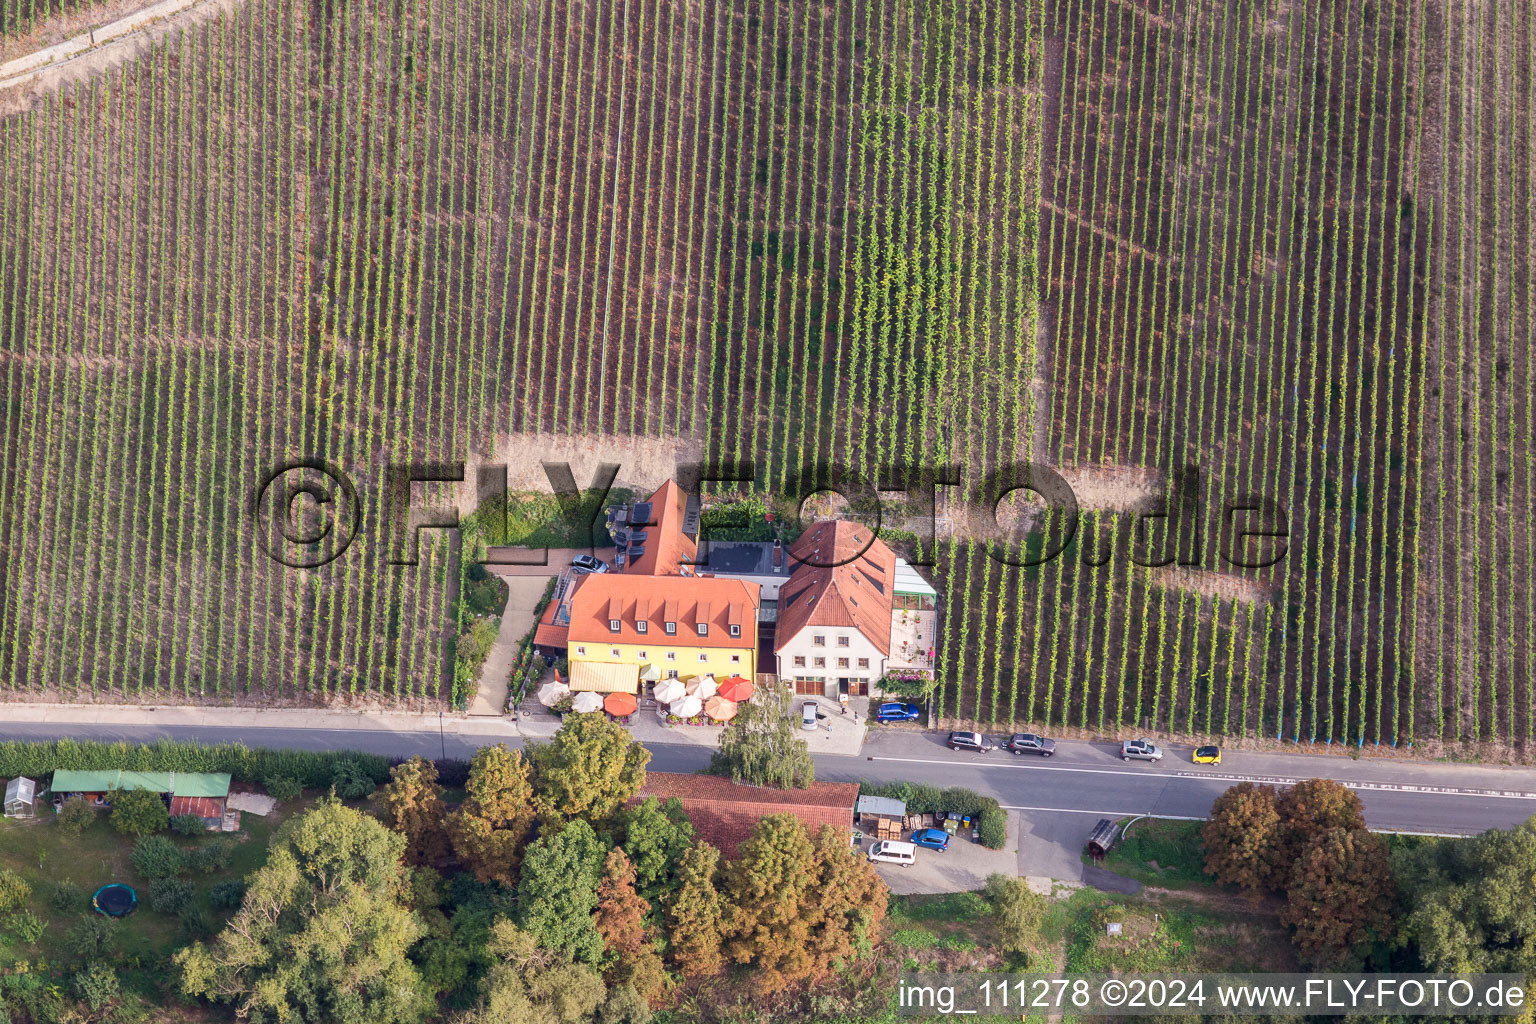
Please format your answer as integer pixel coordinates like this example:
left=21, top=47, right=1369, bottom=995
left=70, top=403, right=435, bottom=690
left=0, top=740, right=391, bottom=789
left=859, top=780, right=1008, bottom=850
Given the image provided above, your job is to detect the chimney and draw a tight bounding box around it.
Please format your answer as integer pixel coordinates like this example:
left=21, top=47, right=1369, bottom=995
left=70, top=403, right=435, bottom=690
left=772, top=538, right=783, bottom=569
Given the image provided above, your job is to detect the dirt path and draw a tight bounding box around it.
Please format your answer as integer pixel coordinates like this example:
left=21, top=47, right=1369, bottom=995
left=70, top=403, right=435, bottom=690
left=0, top=0, right=238, bottom=114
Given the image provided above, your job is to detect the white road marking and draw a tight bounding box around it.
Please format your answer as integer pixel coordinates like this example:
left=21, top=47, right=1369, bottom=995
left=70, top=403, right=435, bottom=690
left=869, top=755, right=1536, bottom=801
left=998, top=806, right=1479, bottom=837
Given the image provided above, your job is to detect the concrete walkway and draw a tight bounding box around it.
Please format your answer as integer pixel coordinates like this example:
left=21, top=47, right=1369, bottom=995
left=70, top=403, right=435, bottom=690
left=468, top=573, right=556, bottom=716
left=0, top=701, right=520, bottom=741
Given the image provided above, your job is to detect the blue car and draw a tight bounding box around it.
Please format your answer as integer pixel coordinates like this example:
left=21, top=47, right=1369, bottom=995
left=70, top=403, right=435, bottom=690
left=910, top=828, right=950, bottom=851
left=875, top=702, right=922, bottom=723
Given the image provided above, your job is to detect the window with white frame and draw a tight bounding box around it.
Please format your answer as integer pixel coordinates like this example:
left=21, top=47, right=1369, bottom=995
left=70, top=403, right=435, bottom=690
left=814, top=657, right=826, bottom=668
left=836, top=657, right=849, bottom=669
left=666, top=651, right=676, bottom=661
left=609, top=619, right=620, bottom=632
left=837, top=635, right=850, bottom=647
left=857, top=657, right=869, bottom=669
left=729, top=624, right=741, bottom=637
left=611, top=648, right=621, bottom=658
left=812, top=634, right=825, bottom=646
left=636, top=620, right=647, bottom=634
left=730, top=654, right=741, bottom=664
left=793, top=656, right=806, bottom=668
left=697, top=653, right=708, bottom=662
left=697, top=622, right=708, bottom=637
left=665, top=621, right=677, bottom=635
left=575, top=645, right=585, bottom=655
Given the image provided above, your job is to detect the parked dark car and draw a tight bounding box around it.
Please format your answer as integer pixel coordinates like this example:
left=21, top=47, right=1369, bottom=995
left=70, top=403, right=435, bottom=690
left=947, top=731, right=994, bottom=753
left=875, top=702, right=922, bottom=723
left=910, top=827, right=951, bottom=851
left=1005, top=733, right=1057, bottom=757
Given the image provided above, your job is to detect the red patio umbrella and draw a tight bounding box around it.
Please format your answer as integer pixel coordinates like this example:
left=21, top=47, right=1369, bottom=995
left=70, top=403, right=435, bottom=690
left=604, top=692, right=638, bottom=716
left=717, top=676, right=754, bottom=702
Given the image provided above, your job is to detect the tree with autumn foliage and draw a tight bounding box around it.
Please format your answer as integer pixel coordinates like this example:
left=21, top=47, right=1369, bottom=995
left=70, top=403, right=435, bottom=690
left=666, top=842, right=726, bottom=980
left=721, top=814, right=819, bottom=995
left=1271, top=778, right=1365, bottom=875
left=807, top=824, right=887, bottom=967
left=380, top=757, right=450, bottom=866
left=446, top=745, right=537, bottom=886
left=1201, top=782, right=1281, bottom=896
left=1279, top=827, right=1396, bottom=968
left=593, top=848, right=669, bottom=1007
left=529, top=713, right=651, bottom=826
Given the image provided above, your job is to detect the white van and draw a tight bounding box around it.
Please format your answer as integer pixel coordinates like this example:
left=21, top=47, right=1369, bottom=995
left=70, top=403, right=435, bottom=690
left=867, top=840, right=917, bottom=867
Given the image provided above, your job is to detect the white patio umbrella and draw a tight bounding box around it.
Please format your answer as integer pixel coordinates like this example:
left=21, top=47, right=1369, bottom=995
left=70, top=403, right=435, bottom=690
left=536, top=681, right=570, bottom=707
left=570, top=691, right=604, bottom=714
left=670, top=694, right=703, bottom=719
left=639, top=664, right=662, bottom=683
left=653, top=678, right=686, bottom=704
left=685, top=675, right=718, bottom=699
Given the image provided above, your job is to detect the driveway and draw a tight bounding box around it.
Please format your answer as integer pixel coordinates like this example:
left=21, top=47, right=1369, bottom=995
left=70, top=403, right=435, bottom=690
left=483, top=547, right=589, bottom=575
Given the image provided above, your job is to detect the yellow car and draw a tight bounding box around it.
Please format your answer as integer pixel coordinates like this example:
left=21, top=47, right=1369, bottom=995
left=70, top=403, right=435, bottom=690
left=1192, top=745, right=1222, bottom=765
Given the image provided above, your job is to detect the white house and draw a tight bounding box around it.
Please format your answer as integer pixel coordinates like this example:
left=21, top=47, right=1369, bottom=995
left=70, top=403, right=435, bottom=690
left=774, top=521, right=929, bottom=700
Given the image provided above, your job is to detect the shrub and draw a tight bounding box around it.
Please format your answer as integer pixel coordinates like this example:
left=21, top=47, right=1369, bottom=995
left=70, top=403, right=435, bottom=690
left=46, top=880, right=84, bottom=913
left=5, top=911, right=46, bottom=945
left=263, top=775, right=302, bottom=802
left=176, top=905, right=216, bottom=942
left=55, top=796, right=95, bottom=838
left=0, top=869, right=31, bottom=914
left=170, top=814, right=208, bottom=837
left=209, top=878, right=246, bottom=910
left=130, top=836, right=186, bottom=880
left=330, top=759, right=377, bottom=800
left=148, top=877, right=194, bottom=915
left=190, top=840, right=232, bottom=875
left=977, top=806, right=1007, bottom=850
left=109, top=788, right=168, bottom=836
left=71, top=961, right=119, bottom=1012
left=0, top=740, right=389, bottom=789
left=66, top=916, right=116, bottom=959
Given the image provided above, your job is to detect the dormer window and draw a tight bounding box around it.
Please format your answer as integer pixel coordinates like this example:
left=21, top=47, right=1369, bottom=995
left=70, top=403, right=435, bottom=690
left=636, top=620, right=647, bottom=634
left=609, top=619, right=621, bottom=633
left=665, top=621, right=677, bottom=635
left=729, top=624, right=741, bottom=638
left=697, top=622, right=708, bottom=637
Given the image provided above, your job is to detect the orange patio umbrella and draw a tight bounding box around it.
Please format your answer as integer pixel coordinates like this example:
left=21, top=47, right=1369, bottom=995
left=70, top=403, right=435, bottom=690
left=703, top=695, right=739, bottom=721
left=604, top=692, right=638, bottom=716
left=717, top=676, right=754, bottom=702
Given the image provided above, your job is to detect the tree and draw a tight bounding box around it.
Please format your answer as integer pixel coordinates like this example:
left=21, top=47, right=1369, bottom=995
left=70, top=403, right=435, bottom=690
left=1202, top=782, right=1281, bottom=896
left=984, top=874, right=1047, bottom=964
left=331, top=757, right=378, bottom=800
left=66, top=916, right=116, bottom=959
left=447, top=746, right=538, bottom=886
left=381, top=757, right=450, bottom=866
left=0, top=869, right=31, bottom=914
left=1272, top=778, right=1364, bottom=875
left=109, top=788, right=168, bottom=836
left=131, top=835, right=187, bottom=880
left=529, top=714, right=650, bottom=825
left=1395, top=817, right=1536, bottom=983
left=468, top=919, right=608, bottom=1024
left=709, top=686, right=815, bottom=788
left=722, top=813, right=818, bottom=994
left=593, top=848, right=668, bottom=1007
left=620, top=797, right=694, bottom=904
left=171, top=813, right=208, bottom=836
left=71, top=961, right=120, bottom=1012
left=1280, top=827, right=1396, bottom=969
left=666, top=842, right=726, bottom=979
left=808, top=824, right=887, bottom=967
left=516, top=818, right=608, bottom=965
left=174, top=800, right=432, bottom=1024
left=56, top=795, right=95, bottom=838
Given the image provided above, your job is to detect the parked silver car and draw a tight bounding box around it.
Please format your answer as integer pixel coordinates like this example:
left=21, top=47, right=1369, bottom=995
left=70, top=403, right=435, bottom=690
left=1121, top=739, right=1163, bottom=762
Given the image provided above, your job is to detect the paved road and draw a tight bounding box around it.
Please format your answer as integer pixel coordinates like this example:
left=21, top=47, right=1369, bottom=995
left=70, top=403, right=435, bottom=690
left=4, top=722, right=1534, bottom=838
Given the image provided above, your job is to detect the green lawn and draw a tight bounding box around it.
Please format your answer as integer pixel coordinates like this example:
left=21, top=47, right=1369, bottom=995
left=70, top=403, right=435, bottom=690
left=1087, top=817, right=1209, bottom=887
left=0, top=797, right=301, bottom=971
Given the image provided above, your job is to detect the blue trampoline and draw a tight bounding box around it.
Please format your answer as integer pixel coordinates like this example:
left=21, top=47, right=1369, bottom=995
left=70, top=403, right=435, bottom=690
left=92, top=884, right=137, bottom=918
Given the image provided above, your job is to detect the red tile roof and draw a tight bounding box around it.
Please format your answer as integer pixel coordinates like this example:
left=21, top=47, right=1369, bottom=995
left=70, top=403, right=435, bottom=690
left=168, top=796, right=225, bottom=820
left=633, top=772, right=859, bottom=858
left=568, top=574, right=758, bottom=649
left=776, top=522, right=896, bottom=655
left=624, top=480, right=697, bottom=576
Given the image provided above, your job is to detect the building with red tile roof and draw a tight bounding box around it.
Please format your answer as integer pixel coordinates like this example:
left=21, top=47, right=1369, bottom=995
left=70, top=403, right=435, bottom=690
left=619, top=479, right=697, bottom=576
left=632, top=772, right=859, bottom=858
